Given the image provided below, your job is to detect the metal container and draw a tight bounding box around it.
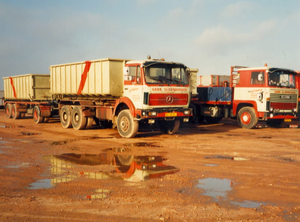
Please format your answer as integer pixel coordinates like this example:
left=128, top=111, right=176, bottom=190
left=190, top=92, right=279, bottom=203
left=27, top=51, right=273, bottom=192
left=198, top=75, right=230, bottom=87
left=50, top=58, right=129, bottom=98
left=3, top=74, right=51, bottom=101
left=188, top=68, right=198, bottom=96
left=0, top=90, right=4, bottom=106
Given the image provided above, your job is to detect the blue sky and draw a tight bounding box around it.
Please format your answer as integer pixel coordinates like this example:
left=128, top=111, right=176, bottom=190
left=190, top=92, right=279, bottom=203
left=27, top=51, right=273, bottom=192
left=0, top=0, right=299, bottom=90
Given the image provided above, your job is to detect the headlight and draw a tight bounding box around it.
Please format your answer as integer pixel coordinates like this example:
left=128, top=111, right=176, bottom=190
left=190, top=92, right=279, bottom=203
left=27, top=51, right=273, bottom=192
left=148, top=111, right=157, bottom=116
left=270, top=107, right=274, bottom=112
left=184, top=110, right=190, bottom=115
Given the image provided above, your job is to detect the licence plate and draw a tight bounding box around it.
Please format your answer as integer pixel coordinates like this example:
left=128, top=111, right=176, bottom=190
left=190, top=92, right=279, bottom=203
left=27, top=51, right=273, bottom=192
left=165, top=113, right=177, bottom=117
left=284, top=119, right=292, bottom=122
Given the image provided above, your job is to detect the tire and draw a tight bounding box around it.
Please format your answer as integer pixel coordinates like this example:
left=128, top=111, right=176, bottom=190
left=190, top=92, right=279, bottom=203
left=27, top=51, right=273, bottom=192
left=71, top=106, right=87, bottom=130
left=159, top=120, right=180, bottom=134
left=33, top=106, right=44, bottom=124
left=12, top=104, right=21, bottom=120
left=117, top=110, right=139, bottom=138
left=237, top=107, right=258, bottom=129
left=60, top=105, right=72, bottom=128
left=189, top=104, right=198, bottom=124
left=85, top=117, right=94, bottom=129
left=266, top=119, right=284, bottom=128
left=5, top=104, right=12, bottom=118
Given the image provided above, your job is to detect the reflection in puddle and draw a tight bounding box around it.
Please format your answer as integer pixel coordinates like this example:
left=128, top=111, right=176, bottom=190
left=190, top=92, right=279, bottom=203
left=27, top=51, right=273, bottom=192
left=196, top=178, right=264, bottom=209
left=86, top=189, right=110, bottom=200
left=28, top=148, right=179, bottom=199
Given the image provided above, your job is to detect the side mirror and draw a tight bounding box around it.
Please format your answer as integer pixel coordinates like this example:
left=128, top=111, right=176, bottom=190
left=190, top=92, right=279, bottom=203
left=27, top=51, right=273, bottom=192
left=258, top=73, right=263, bottom=82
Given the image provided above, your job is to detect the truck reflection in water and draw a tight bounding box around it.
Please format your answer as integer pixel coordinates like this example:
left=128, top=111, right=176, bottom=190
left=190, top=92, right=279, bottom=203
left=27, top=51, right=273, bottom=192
left=49, top=148, right=179, bottom=185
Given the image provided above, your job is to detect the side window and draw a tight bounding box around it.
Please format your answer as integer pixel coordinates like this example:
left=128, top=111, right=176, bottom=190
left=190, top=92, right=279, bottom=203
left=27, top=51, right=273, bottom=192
left=129, top=66, right=136, bottom=82
left=251, top=71, right=264, bottom=85
left=137, top=66, right=141, bottom=84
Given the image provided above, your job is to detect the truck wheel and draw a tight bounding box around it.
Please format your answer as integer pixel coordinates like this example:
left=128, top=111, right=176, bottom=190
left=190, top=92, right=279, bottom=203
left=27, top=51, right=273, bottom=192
left=159, top=120, right=180, bottom=134
left=189, top=104, right=198, bottom=124
left=237, top=107, right=258, bottom=129
left=167, top=120, right=180, bottom=134
left=5, top=104, right=12, bottom=118
left=85, top=117, right=94, bottom=129
left=71, top=106, right=87, bottom=130
left=266, top=119, right=284, bottom=128
left=117, top=110, right=139, bottom=138
left=60, top=105, right=72, bottom=128
left=33, top=106, right=44, bottom=124
left=12, top=104, right=21, bottom=119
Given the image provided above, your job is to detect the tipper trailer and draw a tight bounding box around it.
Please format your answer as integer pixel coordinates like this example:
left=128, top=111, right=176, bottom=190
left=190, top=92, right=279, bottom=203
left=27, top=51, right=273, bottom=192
left=191, top=65, right=299, bottom=128
left=4, top=57, right=192, bottom=138
left=3, top=74, right=53, bottom=121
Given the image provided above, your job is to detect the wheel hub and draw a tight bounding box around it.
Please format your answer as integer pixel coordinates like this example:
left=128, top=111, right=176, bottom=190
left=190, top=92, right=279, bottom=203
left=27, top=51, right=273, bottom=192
left=120, top=117, right=129, bottom=132
left=241, top=112, right=251, bottom=124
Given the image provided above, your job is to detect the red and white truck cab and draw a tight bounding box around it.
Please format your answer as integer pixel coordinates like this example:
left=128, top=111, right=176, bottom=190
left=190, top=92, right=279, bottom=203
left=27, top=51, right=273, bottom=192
left=121, top=57, right=192, bottom=135
left=231, top=65, right=298, bottom=128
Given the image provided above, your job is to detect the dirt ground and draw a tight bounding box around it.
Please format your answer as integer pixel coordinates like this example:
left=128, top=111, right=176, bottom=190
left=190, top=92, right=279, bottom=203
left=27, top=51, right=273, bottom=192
left=0, top=109, right=300, bottom=222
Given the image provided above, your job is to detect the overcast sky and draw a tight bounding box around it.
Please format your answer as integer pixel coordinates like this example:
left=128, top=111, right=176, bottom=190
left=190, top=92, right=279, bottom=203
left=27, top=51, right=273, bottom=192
left=1, top=0, right=299, bottom=90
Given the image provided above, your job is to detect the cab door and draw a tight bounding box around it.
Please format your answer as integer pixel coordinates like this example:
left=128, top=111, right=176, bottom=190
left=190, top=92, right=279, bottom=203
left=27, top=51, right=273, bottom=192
left=123, top=65, right=144, bottom=108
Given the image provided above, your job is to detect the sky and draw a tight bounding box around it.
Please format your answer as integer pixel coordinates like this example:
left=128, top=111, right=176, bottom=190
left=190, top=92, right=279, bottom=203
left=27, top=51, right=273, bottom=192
left=0, top=0, right=300, bottom=90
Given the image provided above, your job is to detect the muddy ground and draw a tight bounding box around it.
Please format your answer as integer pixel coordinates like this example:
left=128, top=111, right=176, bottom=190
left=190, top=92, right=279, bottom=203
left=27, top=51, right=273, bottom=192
left=0, top=109, right=300, bottom=222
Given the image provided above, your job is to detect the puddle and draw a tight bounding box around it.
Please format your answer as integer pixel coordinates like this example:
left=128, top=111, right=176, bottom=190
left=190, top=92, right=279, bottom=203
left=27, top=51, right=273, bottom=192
left=196, top=178, right=232, bottom=200
left=231, top=200, right=262, bottom=208
left=283, top=212, right=300, bottom=222
left=28, top=148, right=179, bottom=194
left=195, top=178, right=264, bottom=209
left=21, top=132, right=41, bottom=136
left=28, top=179, right=53, bottom=189
left=278, top=157, right=297, bottom=163
left=0, top=125, right=25, bottom=128
left=5, top=162, right=30, bottom=169
left=204, top=155, right=249, bottom=161
left=124, top=142, right=160, bottom=148
left=204, top=164, right=218, bottom=167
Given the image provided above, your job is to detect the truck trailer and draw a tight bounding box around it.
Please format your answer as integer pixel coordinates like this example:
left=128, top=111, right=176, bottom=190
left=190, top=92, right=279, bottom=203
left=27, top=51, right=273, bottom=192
left=3, top=57, right=192, bottom=138
left=191, top=65, right=299, bottom=128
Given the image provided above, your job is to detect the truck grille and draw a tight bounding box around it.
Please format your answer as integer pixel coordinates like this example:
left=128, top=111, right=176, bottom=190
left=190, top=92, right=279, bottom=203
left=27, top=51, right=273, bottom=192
left=270, top=93, right=297, bottom=110
left=149, top=94, right=188, bottom=106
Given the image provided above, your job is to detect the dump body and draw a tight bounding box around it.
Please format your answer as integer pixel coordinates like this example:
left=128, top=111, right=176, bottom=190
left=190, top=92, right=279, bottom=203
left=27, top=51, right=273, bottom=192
left=198, top=75, right=230, bottom=87
left=50, top=58, right=128, bottom=98
left=3, top=74, right=50, bottom=101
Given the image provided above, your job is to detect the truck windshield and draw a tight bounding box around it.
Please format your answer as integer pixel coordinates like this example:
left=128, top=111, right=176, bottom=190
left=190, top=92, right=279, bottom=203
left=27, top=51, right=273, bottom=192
left=144, top=64, right=188, bottom=85
left=268, top=70, right=295, bottom=88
